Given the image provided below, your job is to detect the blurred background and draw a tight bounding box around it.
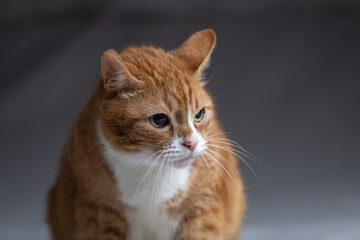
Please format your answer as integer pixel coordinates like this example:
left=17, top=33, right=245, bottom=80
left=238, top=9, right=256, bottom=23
left=1, top=0, right=360, bottom=239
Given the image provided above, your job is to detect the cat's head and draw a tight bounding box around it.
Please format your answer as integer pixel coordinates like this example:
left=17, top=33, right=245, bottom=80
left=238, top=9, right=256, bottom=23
left=99, top=29, right=217, bottom=167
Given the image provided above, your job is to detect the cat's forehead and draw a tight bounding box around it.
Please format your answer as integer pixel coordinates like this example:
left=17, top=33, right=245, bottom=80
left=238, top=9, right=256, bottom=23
left=121, top=46, right=185, bottom=82
left=121, top=46, right=211, bottom=111
left=144, top=83, right=211, bottom=120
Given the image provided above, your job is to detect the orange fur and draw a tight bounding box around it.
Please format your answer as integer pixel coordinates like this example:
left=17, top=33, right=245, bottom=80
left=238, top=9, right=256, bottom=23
left=47, top=29, right=246, bottom=240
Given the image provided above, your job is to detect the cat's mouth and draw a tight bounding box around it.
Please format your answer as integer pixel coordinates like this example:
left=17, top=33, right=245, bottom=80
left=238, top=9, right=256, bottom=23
left=160, top=147, right=203, bottom=167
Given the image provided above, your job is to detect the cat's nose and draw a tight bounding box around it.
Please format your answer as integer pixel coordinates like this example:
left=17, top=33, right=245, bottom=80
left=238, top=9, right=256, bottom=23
left=182, top=134, right=199, bottom=152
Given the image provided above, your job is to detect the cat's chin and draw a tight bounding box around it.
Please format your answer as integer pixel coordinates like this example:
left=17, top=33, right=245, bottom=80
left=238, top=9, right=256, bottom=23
left=172, top=155, right=196, bottom=168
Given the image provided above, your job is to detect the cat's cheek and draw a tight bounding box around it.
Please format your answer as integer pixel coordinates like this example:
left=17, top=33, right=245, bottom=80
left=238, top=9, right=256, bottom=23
left=135, top=123, right=173, bottom=148
left=195, top=119, right=210, bottom=135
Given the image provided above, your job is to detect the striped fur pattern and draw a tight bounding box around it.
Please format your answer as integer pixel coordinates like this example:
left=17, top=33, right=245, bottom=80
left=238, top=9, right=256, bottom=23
left=47, top=29, right=246, bottom=240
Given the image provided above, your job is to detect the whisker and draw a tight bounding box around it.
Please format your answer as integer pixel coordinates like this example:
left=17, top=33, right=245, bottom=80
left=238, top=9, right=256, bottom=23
left=210, top=89, right=233, bottom=100
left=205, top=151, right=240, bottom=195
left=206, top=137, right=261, bottom=164
left=206, top=143, right=258, bottom=180
left=132, top=150, right=165, bottom=204
left=207, top=139, right=261, bottom=165
left=206, top=149, right=243, bottom=192
left=204, top=152, right=231, bottom=198
left=200, top=154, right=213, bottom=181
left=136, top=149, right=163, bottom=170
left=151, top=153, right=167, bottom=209
left=205, top=131, right=241, bottom=139
left=210, top=141, right=263, bottom=165
left=206, top=148, right=240, bottom=176
left=206, top=62, right=233, bottom=90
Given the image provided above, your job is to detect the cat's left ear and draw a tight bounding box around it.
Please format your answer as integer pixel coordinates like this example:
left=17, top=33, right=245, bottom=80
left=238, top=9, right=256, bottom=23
left=101, top=49, right=143, bottom=95
left=170, top=29, right=216, bottom=73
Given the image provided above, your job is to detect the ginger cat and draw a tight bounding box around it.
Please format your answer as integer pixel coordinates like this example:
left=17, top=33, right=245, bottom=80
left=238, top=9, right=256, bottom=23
left=47, top=29, right=246, bottom=240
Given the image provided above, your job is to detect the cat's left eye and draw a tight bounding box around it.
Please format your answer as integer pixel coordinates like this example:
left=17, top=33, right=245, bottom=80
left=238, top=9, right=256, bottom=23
left=194, top=108, right=205, bottom=122
left=149, top=114, right=169, bottom=128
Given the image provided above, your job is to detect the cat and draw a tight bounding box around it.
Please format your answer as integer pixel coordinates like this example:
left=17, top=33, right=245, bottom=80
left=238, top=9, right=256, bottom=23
left=47, top=29, right=246, bottom=240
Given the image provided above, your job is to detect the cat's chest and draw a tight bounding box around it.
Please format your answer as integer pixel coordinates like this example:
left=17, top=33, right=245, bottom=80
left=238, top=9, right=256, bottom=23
left=102, top=144, right=190, bottom=240
left=124, top=207, right=179, bottom=240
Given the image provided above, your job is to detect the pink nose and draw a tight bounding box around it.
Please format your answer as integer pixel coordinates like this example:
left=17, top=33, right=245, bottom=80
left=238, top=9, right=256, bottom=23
left=183, top=134, right=199, bottom=152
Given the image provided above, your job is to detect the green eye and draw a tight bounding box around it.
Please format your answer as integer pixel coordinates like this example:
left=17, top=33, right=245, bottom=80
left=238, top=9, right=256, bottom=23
left=194, top=108, right=205, bottom=122
left=149, top=114, right=169, bottom=128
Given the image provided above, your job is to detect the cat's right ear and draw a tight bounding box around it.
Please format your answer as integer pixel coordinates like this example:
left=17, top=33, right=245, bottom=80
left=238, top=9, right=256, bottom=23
left=101, top=49, right=143, bottom=94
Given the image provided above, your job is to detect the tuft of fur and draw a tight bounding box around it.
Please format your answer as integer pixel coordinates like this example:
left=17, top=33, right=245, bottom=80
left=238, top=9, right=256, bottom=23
left=47, top=29, right=246, bottom=240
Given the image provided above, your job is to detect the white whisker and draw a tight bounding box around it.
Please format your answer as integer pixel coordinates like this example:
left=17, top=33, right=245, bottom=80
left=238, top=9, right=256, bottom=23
left=200, top=154, right=214, bottom=186
left=207, top=137, right=261, bottom=165
left=206, top=143, right=258, bottom=180
left=206, top=148, right=243, bottom=192
left=204, top=152, right=231, bottom=197
left=136, top=149, right=163, bottom=170
left=205, top=151, right=237, bottom=194
left=151, top=152, right=167, bottom=209
left=132, top=150, right=165, bottom=204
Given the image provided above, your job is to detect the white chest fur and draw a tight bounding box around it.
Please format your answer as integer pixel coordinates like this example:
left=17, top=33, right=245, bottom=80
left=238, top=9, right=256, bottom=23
left=98, top=130, right=190, bottom=240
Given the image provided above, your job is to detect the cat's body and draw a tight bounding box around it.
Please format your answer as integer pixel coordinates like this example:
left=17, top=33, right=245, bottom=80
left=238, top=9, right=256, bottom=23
left=47, top=29, right=246, bottom=240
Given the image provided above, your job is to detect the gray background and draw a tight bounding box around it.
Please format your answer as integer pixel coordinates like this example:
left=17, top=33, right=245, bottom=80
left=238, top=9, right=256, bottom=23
left=1, top=0, right=360, bottom=239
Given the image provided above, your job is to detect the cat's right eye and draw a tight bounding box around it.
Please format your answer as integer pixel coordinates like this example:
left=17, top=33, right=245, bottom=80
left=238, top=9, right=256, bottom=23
left=149, top=114, right=169, bottom=128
